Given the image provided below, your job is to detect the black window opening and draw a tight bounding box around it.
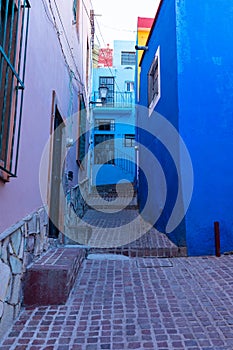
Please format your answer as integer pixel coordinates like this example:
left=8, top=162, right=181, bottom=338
left=148, top=55, right=159, bottom=106
left=99, top=76, right=114, bottom=104
left=124, top=134, right=135, bottom=147
left=94, top=134, right=114, bottom=165
left=95, top=119, right=115, bottom=131
left=0, top=0, right=30, bottom=179
left=121, top=51, right=136, bottom=66
left=49, top=106, right=63, bottom=238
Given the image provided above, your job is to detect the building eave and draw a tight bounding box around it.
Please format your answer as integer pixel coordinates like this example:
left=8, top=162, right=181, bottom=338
left=139, top=0, right=164, bottom=67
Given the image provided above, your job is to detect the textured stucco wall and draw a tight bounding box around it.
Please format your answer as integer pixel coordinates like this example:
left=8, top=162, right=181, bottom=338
left=0, top=0, right=91, bottom=233
left=138, top=0, right=233, bottom=255
left=138, top=0, right=185, bottom=246
left=176, top=0, right=233, bottom=255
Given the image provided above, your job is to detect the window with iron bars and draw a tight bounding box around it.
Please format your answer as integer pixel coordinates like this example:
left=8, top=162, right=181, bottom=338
left=121, top=51, right=136, bottom=66
left=124, top=134, right=135, bottom=147
left=95, top=119, right=115, bottom=131
left=148, top=46, right=161, bottom=115
left=99, top=76, right=114, bottom=104
left=0, top=0, right=30, bottom=180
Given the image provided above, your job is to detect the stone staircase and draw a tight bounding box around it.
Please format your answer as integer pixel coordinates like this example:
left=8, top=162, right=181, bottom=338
left=63, top=182, right=187, bottom=258
left=87, top=183, right=138, bottom=210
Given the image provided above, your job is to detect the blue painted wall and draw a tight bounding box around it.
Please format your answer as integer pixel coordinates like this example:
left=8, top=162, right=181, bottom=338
left=138, top=0, right=233, bottom=255
left=176, top=0, right=233, bottom=255
left=91, top=40, right=136, bottom=186
left=138, top=0, right=185, bottom=247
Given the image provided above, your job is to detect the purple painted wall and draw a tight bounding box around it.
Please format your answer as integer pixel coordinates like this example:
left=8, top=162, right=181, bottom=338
left=0, top=0, right=92, bottom=233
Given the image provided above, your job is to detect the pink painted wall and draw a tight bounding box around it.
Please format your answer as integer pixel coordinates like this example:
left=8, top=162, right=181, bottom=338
left=0, top=0, right=92, bottom=233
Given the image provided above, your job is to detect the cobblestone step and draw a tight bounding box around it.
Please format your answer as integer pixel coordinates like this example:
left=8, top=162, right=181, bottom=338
left=23, top=247, right=85, bottom=306
left=78, top=209, right=187, bottom=257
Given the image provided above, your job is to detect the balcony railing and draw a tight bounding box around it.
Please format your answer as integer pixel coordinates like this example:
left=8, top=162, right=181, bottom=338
left=92, top=91, right=134, bottom=108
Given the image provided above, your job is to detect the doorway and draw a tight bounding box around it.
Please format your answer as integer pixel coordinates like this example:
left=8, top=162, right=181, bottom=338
left=49, top=106, right=63, bottom=238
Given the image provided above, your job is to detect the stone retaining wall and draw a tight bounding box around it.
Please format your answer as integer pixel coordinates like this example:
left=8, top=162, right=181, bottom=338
left=0, top=207, right=50, bottom=339
left=64, top=180, right=89, bottom=244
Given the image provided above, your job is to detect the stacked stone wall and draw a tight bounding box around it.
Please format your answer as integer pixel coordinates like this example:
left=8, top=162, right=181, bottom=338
left=0, top=207, right=50, bottom=339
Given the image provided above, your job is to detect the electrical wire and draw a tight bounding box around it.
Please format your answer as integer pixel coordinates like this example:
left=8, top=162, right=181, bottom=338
left=41, top=0, right=55, bottom=27
left=47, top=0, right=85, bottom=90
left=53, top=0, right=83, bottom=86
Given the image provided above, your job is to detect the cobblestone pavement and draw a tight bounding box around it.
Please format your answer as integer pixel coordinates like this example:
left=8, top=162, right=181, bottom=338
left=84, top=209, right=178, bottom=251
left=71, top=208, right=186, bottom=257
left=2, top=255, right=233, bottom=349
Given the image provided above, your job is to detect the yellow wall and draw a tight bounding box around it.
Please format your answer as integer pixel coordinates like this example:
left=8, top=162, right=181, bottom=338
left=137, top=28, right=151, bottom=101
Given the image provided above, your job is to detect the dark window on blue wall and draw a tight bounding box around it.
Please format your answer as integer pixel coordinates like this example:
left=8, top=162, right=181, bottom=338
left=148, top=47, right=160, bottom=113
left=121, top=51, right=136, bottom=65
left=124, top=134, right=135, bottom=147
left=0, top=0, right=30, bottom=180
left=94, top=134, right=114, bottom=165
left=148, top=57, right=159, bottom=105
left=99, top=76, right=114, bottom=104
left=95, top=119, right=115, bottom=131
left=125, top=81, right=134, bottom=92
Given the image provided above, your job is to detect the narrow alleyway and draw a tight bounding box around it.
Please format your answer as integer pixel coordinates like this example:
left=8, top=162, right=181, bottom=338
left=1, top=253, right=233, bottom=349
left=66, top=183, right=186, bottom=258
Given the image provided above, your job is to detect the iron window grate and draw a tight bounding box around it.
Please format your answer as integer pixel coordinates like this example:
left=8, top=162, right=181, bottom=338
left=0, top=0, right=30, bottom=178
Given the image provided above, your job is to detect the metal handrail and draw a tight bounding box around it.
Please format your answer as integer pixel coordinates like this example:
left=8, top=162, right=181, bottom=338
left=92, top=91, right=134, bottom=108
left=114, top=147, right=135, bottom=176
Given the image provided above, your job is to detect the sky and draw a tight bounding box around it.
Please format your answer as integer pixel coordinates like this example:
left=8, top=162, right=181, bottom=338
left=91, top=0, right=160, bottom=47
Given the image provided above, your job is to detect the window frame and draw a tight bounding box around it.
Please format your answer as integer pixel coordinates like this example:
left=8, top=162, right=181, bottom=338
left=95, top=119, right=115, bottom=131
left=125, top=81, right=134, bottom=92
left=148, top=46, right=161, bottom=117
left=121, top=51, right=136, bottom=66
left=94, top=133, right=115, bottom=165
left=99, top=76, right=115, bottom=104
left=0, top=0, right=30, bottom=181
left=124, top=134, right=135, bottom=148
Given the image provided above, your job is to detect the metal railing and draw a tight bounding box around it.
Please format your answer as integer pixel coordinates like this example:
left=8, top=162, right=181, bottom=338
left=114, top=147, right=135, bottom=177
left=92, top=91, right=134, bottom=108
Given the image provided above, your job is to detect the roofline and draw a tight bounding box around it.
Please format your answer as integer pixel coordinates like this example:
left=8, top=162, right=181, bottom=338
left=139, top=0, right=164, bottom=67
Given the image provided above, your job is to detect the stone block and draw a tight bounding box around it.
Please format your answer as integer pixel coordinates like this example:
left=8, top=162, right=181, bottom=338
left=34, top=234, right=43, bottom=256
left=23, top=252, right=33, bottom=271
left=8, top=243, right=14, bottom=255
left=23, top=248, right=85, bottom=306
left=0, top=303, right=14, bottom=340
left=0, top=261, right=11, bottom=301
left=9, top=256, right=22, bottom=274
left=18, top=237, right=25, bottom=260
left=1, top=238, right=9, bottom=264
left=5, top=275, right=12, bottom=302
left=26, top=235, right=35, bottom=252
left=25, top=214, right=37, bottom=235
left=38, top=207, right=48, bottom=227
left=10, top=229, right=22, bottom=256
left=9, top=275, right=22, bottom=305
